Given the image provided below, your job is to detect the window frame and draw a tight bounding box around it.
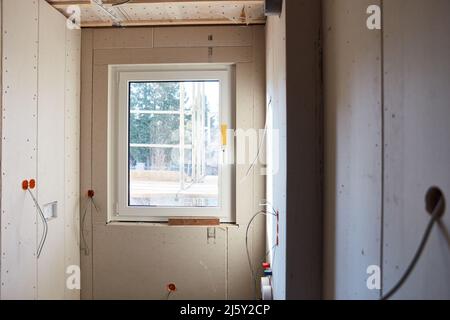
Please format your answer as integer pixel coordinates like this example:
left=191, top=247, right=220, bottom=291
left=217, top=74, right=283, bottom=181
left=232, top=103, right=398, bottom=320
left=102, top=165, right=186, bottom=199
left=108, top=65, right=235, bottom=223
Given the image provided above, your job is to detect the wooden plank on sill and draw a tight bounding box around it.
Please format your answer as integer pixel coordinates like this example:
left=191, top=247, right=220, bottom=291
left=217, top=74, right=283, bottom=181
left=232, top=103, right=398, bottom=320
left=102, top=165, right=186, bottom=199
left=168, top=218, right=220, bottom=226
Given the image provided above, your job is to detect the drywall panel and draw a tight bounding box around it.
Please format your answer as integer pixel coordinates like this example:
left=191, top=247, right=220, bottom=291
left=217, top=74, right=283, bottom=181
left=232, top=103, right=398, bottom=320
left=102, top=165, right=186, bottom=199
left=91, top=64, right=109, bottom=226
left=235, top=63, right=254, bottom=227
left=284, top=0, right=322, bottom=300
left=37, top=0, right=67, bottom=299
left=383, top=0, right=450, bottom=299
left=80, top=29, right=94, bottom=300
left=265, top=3, right=286, bottom=300
left=93, top=224, right=227, bottom=299
left=227, top=27, right=266, bottom=299
left=323, top=0, right=382, bottom=300
left=1, top=0, right=39, bottom=300
left=0, top=1, right=3, bottom=301
left=250, top=26, right=267, bottom=294
left=81, top=26, right=265, bottom=299
left=93, top=47, right=252, bottom=65
left=64, top=27, right=81, bottom=300
left=154, top=26, right=253, bottom=48
left=93, top=28, right=154, bottom=49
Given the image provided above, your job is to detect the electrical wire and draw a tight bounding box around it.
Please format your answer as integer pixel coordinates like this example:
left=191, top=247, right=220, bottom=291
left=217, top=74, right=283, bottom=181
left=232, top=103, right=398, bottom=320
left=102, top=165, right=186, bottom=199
left=245, top=210, right=277, bottom=300
left=27, top=189, right=48, bottom=259
left=80, top=195, right=100, bottom=256
left=381, top=196, right=445, bottom=300
left=240, top=98, right=272, bottom=183
left=80, top=198, right=91, bottom=256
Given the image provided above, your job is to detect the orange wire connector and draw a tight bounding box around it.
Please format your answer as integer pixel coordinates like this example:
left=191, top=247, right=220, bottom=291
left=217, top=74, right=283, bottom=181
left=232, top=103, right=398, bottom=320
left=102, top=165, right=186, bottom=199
left=22, top=180, right=29, bottom=190
left=167, top=283, right=177, bottom=292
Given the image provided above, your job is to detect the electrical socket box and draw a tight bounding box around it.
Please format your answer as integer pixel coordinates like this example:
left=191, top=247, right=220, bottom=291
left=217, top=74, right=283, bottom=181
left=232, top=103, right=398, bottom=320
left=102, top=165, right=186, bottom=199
left=43, top=201, right=58, bottom=221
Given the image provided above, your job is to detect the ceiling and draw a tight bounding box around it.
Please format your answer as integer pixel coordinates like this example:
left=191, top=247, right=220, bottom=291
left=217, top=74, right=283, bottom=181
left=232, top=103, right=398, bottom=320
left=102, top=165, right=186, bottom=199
left=47, top=0, right=266, bottom=28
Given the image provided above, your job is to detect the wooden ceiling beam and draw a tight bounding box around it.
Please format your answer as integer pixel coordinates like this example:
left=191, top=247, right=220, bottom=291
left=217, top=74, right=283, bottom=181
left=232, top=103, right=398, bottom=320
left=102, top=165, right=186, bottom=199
left=80, top=17, right=265, bottom=27
left=47, top=0, right=264, bottom=5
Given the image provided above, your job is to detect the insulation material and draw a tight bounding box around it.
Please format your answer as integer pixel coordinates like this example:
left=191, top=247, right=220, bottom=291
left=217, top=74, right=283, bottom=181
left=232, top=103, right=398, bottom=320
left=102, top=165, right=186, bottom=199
left=53, top=1, right=265, bottom=27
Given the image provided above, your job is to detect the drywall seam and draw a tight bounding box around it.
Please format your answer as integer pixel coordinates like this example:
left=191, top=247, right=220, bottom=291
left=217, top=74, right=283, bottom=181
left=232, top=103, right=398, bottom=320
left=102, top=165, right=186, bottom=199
left=36, top=0, right=40, bottom=299
left=64, top=25, right=81, bottom=300
left=0, top=0, right=3, bottom=301
left=90, top=31, right=95, bottom=300
left=379, top=0, right=385, bottom=299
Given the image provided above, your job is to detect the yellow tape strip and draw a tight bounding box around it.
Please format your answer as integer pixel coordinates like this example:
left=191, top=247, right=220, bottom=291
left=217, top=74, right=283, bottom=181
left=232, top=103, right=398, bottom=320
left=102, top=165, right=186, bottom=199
left=221, top=124, right=228, bottom=146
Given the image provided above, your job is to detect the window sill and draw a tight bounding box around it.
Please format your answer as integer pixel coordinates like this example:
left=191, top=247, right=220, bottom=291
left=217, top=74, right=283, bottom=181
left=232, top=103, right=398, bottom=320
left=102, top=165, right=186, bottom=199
left=105, top=221, right=240, bottom=228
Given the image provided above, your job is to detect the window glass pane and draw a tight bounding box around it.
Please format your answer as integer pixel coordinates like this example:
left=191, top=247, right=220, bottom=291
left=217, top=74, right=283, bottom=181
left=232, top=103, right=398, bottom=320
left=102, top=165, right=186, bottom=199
left=128, top=80, right=220, bottom=208
left=130, top=113, right=180, bottom=145
left=129, top=82, right=180, bottom=111
left=129, top=147, right=180, bottom=206
left=184, top=114, right=193, bottom=145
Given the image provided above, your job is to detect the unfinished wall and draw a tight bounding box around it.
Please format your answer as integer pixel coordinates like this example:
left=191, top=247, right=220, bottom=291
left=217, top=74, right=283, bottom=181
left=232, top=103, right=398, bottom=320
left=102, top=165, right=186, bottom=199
left=0, top=0, right=81, bottom=300
left=266, top=2, right=287, bottom=300
left=266, top=0, right=323, bottom=299
left=382, top=0, right=450, bottom=299
left=324, top=0, right=450, bottom=299
left=80, top=25, right=266, bottom=300
left=323, top=0, right=382, bottom=299
left=1, top=0, right=39, bottom=299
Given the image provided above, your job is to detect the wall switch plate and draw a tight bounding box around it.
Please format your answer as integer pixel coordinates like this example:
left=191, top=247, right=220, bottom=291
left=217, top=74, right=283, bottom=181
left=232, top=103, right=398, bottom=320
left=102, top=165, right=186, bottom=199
left=207, top=227, right=216, bottom=244
left=43, top=201, right=58, bottom=221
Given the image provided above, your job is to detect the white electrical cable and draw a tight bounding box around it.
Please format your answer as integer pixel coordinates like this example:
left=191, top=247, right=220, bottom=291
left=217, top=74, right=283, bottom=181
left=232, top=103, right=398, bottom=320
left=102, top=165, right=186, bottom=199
left=80, top=196, right=100, bottom=256
left=80, top=198, right=91, bottom=256
left=240, top=98, right=272, bottom=184
left=245, top=210, right=277, bottom=300
left=27, top=189, right=48, bottom=259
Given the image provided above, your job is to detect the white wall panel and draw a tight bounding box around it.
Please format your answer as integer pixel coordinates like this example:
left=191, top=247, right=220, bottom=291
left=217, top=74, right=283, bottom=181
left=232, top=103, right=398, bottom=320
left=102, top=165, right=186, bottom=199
left=323, top=0, right=382, bottom=300
left=64, top=26, right=81, bottom=300
left=383, top=0, right=450, bottom=299
left=265, top=6, right=287, bottom=300
left=37, top=0, right=67, bottom=299
left=1, top=0, right=81, bottom=300
left=1, top=0, right=39, bottom=300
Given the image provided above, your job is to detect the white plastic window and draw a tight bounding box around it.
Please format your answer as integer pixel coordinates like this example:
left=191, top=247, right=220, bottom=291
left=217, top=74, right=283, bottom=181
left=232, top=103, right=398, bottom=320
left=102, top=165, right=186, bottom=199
left=109, top=65, right=234, bottom=222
